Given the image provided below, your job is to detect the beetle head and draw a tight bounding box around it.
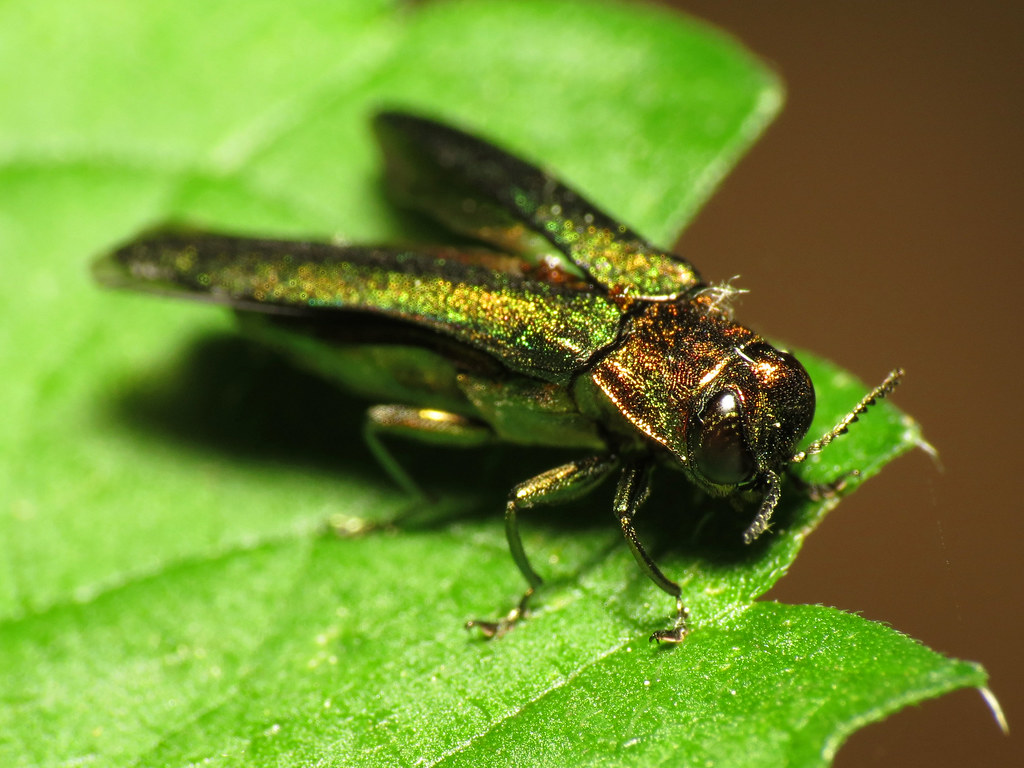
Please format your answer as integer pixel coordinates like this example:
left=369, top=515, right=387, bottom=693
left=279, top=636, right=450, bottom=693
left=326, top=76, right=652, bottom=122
left=685, top=343, right=815, bottom=540
left=688, top=343, right=814, bottom=489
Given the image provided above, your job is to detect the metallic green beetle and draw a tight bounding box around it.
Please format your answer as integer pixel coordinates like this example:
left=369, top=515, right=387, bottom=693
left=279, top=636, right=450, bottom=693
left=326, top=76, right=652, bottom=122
left=95, top=112, right=901, bottom=642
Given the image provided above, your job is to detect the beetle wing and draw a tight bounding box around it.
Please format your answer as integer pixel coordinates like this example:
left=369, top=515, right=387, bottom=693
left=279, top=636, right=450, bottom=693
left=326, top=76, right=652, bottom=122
left=95, top=230, right=623, bottom=382
left=375, top=112, right=702, bottom=300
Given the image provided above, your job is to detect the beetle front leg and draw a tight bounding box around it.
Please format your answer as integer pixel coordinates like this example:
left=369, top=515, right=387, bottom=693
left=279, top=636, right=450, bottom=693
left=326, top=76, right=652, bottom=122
left=466, top=455, right=619, bottom=639
left=364, top=405, right=493, bottom=499
left=613, top=461, right=689, bottom=644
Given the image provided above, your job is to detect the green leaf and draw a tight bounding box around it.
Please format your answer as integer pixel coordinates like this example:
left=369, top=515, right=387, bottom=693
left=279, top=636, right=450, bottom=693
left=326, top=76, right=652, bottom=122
left=0, top=1, right=987, bottom=767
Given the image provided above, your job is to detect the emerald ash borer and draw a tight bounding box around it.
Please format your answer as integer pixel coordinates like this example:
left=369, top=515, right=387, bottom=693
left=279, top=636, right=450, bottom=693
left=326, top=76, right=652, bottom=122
left=95, top=112, right=902, bottom=643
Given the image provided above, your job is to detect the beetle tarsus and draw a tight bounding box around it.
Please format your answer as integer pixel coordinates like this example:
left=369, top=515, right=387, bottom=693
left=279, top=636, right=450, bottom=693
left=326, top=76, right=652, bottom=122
left=465, top=588, right=534, bottom=640
left=650, top=598, right=690, bottom=644
left=650, top=627, right=688, bottom=644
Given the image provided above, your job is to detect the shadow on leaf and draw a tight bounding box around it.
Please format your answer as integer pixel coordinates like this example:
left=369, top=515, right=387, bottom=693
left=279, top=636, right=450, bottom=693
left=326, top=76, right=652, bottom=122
left=104, top=331, right=788, bottom=574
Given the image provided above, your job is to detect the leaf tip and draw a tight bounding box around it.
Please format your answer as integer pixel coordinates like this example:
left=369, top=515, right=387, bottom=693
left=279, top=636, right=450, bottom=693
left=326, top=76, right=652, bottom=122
left=979, top=686, right=1009, bottom=735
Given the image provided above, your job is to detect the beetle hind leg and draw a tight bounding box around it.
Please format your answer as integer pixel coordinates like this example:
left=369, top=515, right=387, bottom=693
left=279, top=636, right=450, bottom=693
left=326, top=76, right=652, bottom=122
left=466, top=455, right=618, bottom=639
left=364, top=405, right=493, bottom=499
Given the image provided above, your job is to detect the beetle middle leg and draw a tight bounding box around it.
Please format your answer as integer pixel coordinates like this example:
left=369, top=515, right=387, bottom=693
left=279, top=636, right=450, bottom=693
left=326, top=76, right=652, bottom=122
left=466, top=455, right=618, bottom=638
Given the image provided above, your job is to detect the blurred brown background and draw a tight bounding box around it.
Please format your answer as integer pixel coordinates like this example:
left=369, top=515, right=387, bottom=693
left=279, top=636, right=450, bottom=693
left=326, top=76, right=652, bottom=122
left=659, top=2, right=1021, bottom=765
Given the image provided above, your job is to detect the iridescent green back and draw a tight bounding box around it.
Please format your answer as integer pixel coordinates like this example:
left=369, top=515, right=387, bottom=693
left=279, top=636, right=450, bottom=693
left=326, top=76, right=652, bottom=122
left=376, top=112, right=702, bottom=300
left=95, top=232, right=623, bottom=382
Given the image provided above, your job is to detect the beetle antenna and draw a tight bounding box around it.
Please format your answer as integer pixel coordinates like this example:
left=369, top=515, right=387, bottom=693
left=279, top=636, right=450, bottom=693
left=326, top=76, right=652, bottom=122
left=791, top=368, right=904, bottom=464
left=743, top=470, right=781, bottom=544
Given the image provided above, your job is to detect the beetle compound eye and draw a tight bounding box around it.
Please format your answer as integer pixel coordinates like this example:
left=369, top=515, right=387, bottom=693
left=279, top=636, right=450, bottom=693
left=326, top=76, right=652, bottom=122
left=777, top=350, right=799, bottom=366
left=695, top=419, right=755, bottom=486
left=694, top=391, right=756, bottom=486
